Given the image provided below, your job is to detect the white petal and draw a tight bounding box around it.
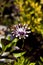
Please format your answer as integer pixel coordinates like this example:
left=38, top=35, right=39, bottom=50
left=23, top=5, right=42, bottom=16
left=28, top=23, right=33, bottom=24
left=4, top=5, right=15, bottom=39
left=28, top=27, right=30, bottom=29
left=26, top=31, right=31, bottom=33
left=16, top=35, right=18, bottom=37
left=19, top=37, right=21, bottom=39
left=26, top=35, right=28, bottom=37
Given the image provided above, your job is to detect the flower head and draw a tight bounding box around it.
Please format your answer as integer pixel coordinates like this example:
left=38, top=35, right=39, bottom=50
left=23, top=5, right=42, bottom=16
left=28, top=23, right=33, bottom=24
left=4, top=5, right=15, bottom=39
left=11, top=24, right=31, bottom=39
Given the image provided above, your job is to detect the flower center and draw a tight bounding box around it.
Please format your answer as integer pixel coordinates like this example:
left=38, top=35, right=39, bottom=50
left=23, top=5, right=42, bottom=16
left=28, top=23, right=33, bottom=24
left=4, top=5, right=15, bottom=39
left=17, top=28, right=26, bottom=35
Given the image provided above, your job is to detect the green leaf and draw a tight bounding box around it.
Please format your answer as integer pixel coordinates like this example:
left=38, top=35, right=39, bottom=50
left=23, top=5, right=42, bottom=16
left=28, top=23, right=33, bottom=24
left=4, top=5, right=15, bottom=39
left=4, top=38, right=18, bottom=51
left=6, top=35, right=11, bottom=41
left=13, top=52, right=26, bottom=58
left=12, top=38, right=18, bottom=44
left=40, top=56, right=43, bottom=62
left=38, top=61, right=43, bottom=65
left=29, top=63, right=36, bottom=65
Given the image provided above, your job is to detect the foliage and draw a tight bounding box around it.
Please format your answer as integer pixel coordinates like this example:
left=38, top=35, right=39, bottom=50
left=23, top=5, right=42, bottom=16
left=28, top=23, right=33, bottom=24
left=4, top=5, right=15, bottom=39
left=0, top=0, right=43, bottom=35
left=14, top=56, right=36, bottom=65
left=14, top=0, right=43, bottom=35
left=0, top=38, right=26, bottom=64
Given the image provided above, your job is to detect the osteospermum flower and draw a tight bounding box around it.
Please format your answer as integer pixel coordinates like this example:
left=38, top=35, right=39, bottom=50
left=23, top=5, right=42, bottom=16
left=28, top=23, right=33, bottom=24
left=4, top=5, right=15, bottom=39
left=11, top=24, right=31, bottom=39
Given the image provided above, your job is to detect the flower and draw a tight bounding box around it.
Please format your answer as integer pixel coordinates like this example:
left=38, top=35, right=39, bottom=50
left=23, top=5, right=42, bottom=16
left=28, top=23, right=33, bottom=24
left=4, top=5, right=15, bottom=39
left=11, top=24, right=31, bottom=39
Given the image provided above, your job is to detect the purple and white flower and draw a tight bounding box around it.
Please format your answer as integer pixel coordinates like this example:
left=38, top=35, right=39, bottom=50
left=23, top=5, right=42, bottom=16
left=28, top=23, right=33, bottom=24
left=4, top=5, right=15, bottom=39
left=11, top=24, right=31, bottom=39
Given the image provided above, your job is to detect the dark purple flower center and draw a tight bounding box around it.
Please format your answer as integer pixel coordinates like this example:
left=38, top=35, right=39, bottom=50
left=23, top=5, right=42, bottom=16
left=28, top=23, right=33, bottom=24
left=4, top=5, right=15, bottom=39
left=18, top=32, right=24, bottom=35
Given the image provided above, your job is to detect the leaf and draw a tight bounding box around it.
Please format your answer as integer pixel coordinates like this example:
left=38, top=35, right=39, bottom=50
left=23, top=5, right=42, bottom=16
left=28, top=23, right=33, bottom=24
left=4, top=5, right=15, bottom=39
left=0, top=43, right=2, bottom=48
left=1, top=52, right=9, bottom=56
left=13, top=51, right=26, bottom=58
left=40, top=56, right=43, bottom=62
left=4, top=38, right=18, bottom=51
left=12, top=38, right=18, bottom=44
left=29, top=63, right=36, bottom=65
left=38, top=61, right=43, bottom=65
